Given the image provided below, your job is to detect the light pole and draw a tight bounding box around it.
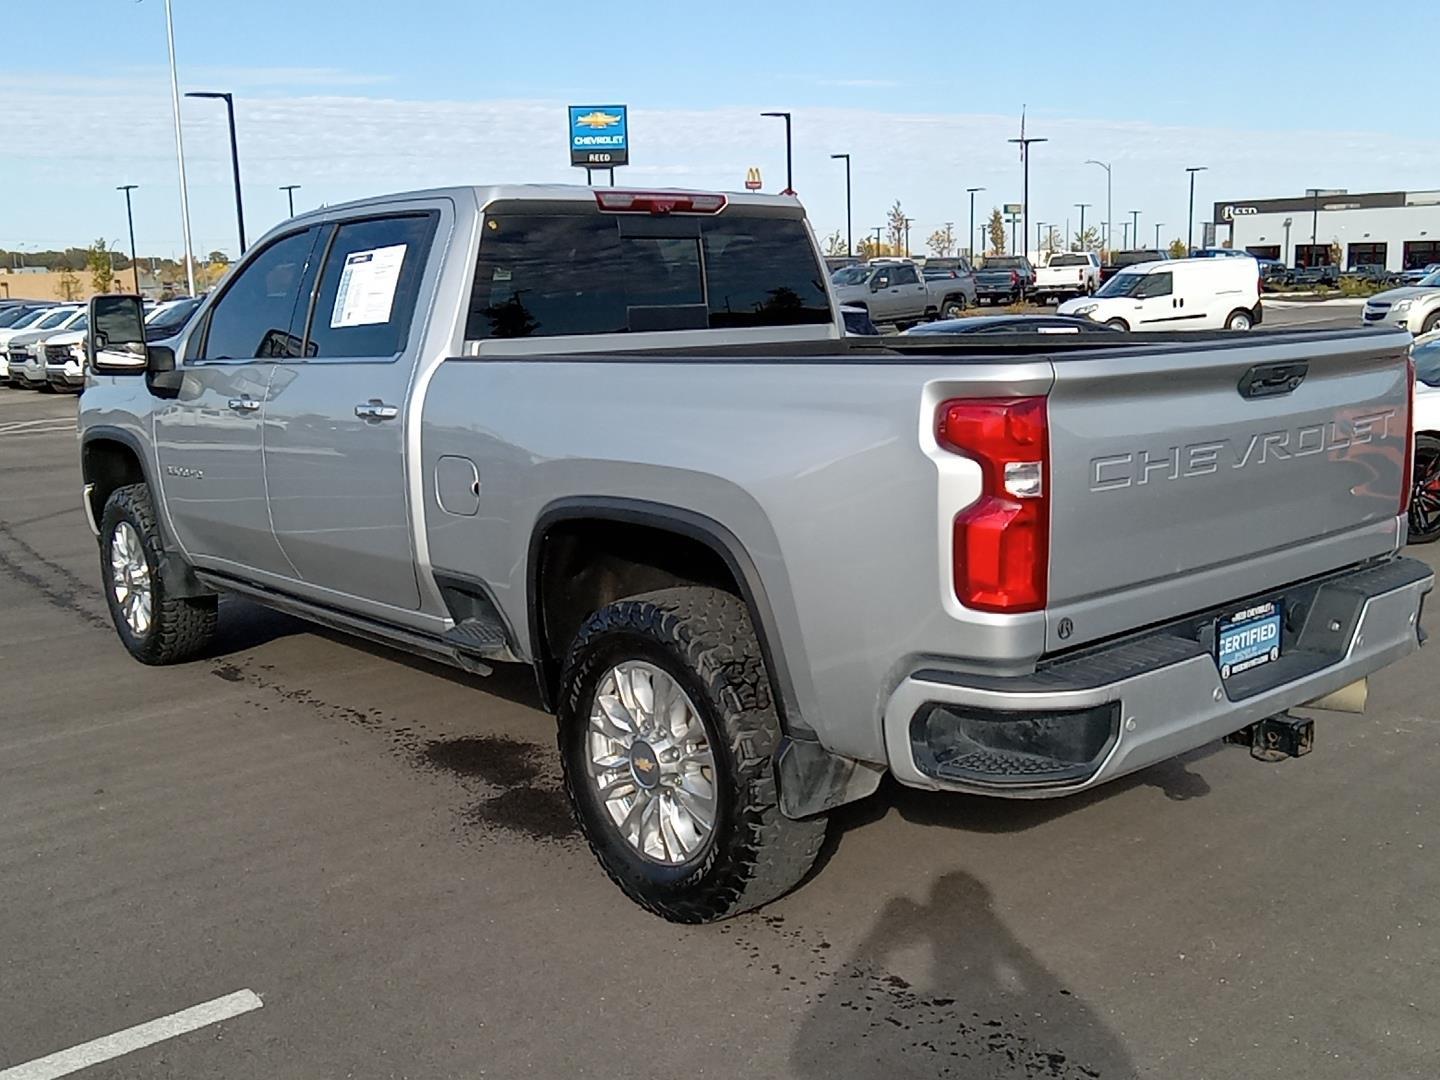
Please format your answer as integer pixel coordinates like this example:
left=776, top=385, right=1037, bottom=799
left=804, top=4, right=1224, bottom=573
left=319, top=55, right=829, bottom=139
left=1154, top=223, right=1164, bottom=249
left=1129, top=210, right=1140, bottom=250
left=163, top=0, right=196, bottom=295
left=1035, top=221, right=1046, bottom=254
left=761, top=112, right=793, bottom=195
left=280, top=184, right=301, bottom=218
left=186, top=90, right=247, bottom=253
left=1305, top=188, right=1326, bottom=264
left=1122, top=222, right=1130, bottom=249
left=903, top=217, right=913, bottom=258
left=1008, top=133, right=1047, bottom=271
left=1283, top=217, right=1293, bottom=265
left=872, top=226, right=882, bottom=257
left=978, top=224, right=987, bottom=258
left=966, top=186, right=985, bottom=259
left=1085, top=159, right=1113, bottom=254
left=829, top=154, right=851, bottom=255
left=117, top=184, right=141, bottom=294
left=1185, top=166, right=1207, bottom=254
left=1075, top=203, right=1091, bottom=247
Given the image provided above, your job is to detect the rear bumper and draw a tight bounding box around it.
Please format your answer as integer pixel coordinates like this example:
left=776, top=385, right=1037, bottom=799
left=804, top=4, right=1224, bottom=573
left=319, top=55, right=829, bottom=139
left=882, top=557, right=1432, bottom=798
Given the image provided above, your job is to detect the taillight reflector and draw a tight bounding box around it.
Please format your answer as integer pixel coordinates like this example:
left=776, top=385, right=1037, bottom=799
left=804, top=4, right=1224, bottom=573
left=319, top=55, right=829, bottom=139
left=937, top=397, right=1050, bottom=613
left=594, top=190, right=728, bottom=215
left=1401, top=354, right=1416, bottom=517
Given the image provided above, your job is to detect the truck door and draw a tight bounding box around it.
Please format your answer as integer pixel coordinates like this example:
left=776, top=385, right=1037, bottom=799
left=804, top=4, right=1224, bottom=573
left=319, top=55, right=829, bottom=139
left=261, top=208, right=443, bottom=611
left=890, top=263, right=928, bottom=318
left=152, top=226, right=320, bottom=577
left=868, top=266, right=899, bottom=320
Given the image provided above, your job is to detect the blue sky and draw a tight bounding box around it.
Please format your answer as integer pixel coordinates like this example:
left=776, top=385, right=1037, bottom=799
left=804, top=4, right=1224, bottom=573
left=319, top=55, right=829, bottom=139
left=4, top=0, right=1438, bottom=259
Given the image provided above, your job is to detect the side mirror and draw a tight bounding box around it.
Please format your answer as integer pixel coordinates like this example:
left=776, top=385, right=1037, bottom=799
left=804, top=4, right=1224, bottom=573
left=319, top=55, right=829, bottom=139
left=870, top=277, right=885, bottom=292
left=87, top=294, right=147, bottom=374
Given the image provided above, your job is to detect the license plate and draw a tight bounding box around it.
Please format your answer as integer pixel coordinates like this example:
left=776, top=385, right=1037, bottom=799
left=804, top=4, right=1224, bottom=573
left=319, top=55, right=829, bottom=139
left=1217, top=601, right=1283, bottom=679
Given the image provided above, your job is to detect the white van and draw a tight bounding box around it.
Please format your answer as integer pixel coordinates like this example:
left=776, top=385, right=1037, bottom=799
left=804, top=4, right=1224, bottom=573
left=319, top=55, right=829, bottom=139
left=1059, top=256, right=1262, bottom=331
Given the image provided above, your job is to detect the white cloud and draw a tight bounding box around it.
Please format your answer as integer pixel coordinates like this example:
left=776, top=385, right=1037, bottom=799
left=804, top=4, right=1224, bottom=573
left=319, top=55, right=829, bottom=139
left=5, top=72, right=1440, bottom=258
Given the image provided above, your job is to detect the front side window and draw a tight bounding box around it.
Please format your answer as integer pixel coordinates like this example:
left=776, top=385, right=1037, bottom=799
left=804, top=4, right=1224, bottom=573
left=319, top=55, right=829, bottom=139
left=1138, top=272, right=1173, bottom=299
left=199, top=229, right=316, bottom=360
left=892, top=265, right=919, bottom=286
left=466, top=211, right=830, bottom=339
left=303, top=214, right=436, bottom=359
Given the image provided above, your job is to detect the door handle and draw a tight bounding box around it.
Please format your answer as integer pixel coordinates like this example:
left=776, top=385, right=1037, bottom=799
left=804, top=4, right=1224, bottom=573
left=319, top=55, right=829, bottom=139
left=227, top=396, right=261, bottom=412
left=355, top=400, right=399, bottom=421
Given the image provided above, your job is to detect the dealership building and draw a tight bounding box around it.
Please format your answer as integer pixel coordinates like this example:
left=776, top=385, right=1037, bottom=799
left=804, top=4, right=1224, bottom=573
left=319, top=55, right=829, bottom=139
left=1212, top=189, right=1440, bottom=271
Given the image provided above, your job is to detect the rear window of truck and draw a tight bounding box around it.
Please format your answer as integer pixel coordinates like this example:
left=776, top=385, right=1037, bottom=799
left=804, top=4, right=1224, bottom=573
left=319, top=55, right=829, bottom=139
left=466, top=212, right=831, bottom=339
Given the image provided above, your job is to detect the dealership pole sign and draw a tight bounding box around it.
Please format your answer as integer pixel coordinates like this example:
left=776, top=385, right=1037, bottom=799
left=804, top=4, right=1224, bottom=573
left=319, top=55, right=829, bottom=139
left=569, top=105, right=629, bottom=168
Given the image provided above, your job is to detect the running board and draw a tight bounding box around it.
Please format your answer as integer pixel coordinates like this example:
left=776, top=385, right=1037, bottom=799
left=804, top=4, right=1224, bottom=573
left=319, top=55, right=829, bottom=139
left=194, top=571, right=499, bottom=675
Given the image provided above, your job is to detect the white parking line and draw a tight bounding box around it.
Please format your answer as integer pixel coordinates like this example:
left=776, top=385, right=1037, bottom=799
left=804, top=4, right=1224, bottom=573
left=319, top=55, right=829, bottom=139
left=0, top=418, right=74, bottom=434
left=0, top=989, right=264, bottom=1080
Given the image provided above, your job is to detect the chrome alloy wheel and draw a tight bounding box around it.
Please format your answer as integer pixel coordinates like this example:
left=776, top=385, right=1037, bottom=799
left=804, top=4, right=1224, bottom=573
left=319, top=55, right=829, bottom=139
left=110, top=520, right=153, bottom=637
left=586, top=661, right=718, bottom=864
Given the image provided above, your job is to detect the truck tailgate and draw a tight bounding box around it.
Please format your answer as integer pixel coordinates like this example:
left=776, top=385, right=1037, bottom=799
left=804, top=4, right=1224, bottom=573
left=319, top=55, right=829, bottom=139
left=1045, top=330, right=1410, bottom=650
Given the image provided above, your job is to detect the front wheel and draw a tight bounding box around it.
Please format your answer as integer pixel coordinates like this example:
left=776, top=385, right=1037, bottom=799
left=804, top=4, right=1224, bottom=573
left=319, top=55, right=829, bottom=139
left=557, top=587, right=827, bottom=923
left=100, top=483, right=218, bottom=664
left=1104, top=318, right=1130, bottom=331
left=1225, top=309, right=1254, bottom=331
left=1410, top=435, right=1440, bottom=544
left=1421, top=310, right=1440, bottom=335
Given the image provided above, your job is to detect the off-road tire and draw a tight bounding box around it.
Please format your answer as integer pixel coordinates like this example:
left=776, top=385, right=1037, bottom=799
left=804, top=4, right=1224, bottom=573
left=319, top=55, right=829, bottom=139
left=557, top=586, right=827, bottom=923
left=100, top=483, right=218, bottom=665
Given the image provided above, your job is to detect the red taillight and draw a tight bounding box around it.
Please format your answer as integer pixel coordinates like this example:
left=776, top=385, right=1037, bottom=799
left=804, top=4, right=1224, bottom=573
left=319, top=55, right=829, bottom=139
left=937, top=397, right=1049, bottom=613
left=1010, top=271, right=1020, bottom=286
left=1401, top=354, right=1416, bottom=516
left=594, top=190, right=727, bottom=215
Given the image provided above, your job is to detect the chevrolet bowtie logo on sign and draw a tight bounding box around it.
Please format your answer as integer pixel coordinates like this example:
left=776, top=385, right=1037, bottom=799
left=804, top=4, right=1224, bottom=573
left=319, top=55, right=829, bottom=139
left=569, top=104, right=629, bottom=169
left=574, top=110, right=622, bottom=130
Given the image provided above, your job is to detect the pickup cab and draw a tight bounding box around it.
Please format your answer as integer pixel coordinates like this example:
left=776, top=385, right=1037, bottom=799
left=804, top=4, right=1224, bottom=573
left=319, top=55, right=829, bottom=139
left=1031, top=251, right=1100, bottom=303
left=831, top=260, right=927, bottom=324
left=974, top=255, right=1035, bottom=304
left=78, top=184, right=1431, bottom=923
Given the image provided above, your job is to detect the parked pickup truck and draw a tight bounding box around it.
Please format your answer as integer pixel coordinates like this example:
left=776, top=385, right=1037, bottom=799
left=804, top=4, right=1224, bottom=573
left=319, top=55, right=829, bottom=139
left=1100, top=248, right=1169, bottom=285
left=974, top=255, right=1035, bottom=304
left=1031, top=251, right=1100, bottom=303
left=830, top=258, right=972, bottom=324
left=79, top=183, right=1431, bottom=923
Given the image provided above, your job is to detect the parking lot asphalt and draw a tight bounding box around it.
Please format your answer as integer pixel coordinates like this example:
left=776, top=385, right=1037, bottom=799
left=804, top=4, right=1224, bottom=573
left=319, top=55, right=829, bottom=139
left=3, top=319, right=1438, bottom=1080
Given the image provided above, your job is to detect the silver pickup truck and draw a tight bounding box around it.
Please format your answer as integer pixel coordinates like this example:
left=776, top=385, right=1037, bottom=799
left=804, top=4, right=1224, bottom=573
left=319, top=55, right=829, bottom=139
left=78, top=184, right=1430, bottom=923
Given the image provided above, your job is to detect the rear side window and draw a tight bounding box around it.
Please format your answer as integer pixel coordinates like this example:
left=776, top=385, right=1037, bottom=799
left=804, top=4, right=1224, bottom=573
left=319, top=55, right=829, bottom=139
left=467, top=211, right=830, bottom=339
left=304, top=214, right=436, bottom=359
left=1049, top=254, right=1087, bottom=267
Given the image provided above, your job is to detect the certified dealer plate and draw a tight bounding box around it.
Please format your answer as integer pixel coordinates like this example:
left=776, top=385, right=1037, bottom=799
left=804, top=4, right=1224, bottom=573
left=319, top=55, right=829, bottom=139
left=1217, top=601, right=1283, bottom=680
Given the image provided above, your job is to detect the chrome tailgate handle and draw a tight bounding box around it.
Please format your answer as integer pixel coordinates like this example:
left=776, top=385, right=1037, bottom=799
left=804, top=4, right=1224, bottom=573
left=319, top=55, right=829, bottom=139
left=355, top=400, right=399, bottom=421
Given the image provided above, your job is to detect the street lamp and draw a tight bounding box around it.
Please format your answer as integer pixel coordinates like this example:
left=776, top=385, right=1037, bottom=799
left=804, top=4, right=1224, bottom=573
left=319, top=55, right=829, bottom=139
left=1304, top=188, right=1327, bottom=264
left=117, top=185, right=141, bottom=294
left=872, top=226, right=882, bottom=257
left=1185, top=166, right=1207, bottom=254
left=1129, top=210, right=1140, bottom=250
left=830, top=154, right=851, bottom=255
left=1035, top=221, right=1046, bottom=254
left=1008, top=133, right=1047, bottom=269
left=760, top=112, right=793, bottom=195
left=163, top=0, right=195, bottom=295
left=966, top=186, right=985, bottom=260
left=902, top=217, right=913, bottom=258
left=1283, top=216, right=1293, bottom=265
left=280, top=184, right=301, bottom=218
left=1085, top=159, right=1113, bottom=254
left=1122, top=222, right=1130, bottom=249
left=1154, top=223, right=1164, bottom=249
left=185, top=90, right=247, bottom=253
left=1075, top=203, right=1091, bottom=247
left=977, top=224, right=987, bottom=258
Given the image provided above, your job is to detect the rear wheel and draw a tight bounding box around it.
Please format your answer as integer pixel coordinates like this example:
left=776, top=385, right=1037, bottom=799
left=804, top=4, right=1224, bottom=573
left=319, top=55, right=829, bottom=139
left=100, top=483, right=218, bottom=664
left=1409, top=435, right=1440, bottom=544
left=1225, top=309, right=1254, bottom=331
left=942, top=296, right=967, bottom=319
left=557, top=586, right=827, bottom=922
